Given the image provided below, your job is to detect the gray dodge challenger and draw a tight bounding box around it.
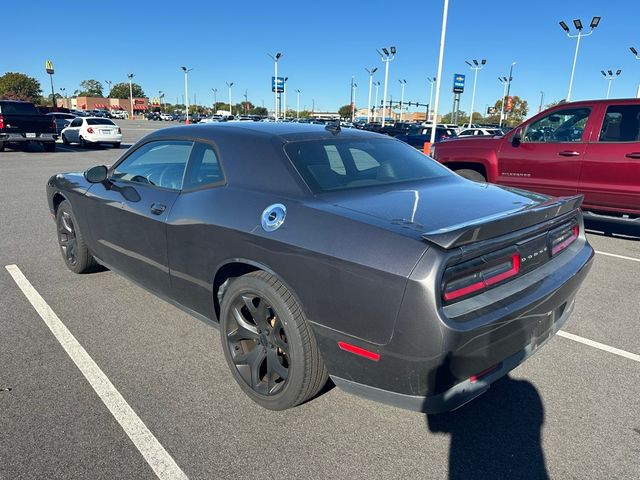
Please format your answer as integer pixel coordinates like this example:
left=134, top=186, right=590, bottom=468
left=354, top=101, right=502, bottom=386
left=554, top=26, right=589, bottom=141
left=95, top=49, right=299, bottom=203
left=46, top=122, right=594, bottom=412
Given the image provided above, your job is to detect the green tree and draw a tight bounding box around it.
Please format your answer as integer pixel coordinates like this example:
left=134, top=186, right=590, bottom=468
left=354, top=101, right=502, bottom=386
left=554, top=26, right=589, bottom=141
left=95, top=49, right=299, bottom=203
left=250, top=106, right=268, bottom=116
left=109, top=82, right=145, bottom=99
left=0, top=72, right=42, bottom=101
left=494, top=96, right=528, bottom=125
left=338, top=104, right=352, bottom=119
left=75, top=79, right=104, bottom=97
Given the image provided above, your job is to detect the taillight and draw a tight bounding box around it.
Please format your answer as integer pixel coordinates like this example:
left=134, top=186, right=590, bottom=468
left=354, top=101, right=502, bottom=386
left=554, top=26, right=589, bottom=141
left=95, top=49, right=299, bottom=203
left=51, top=117, right=56, bottom=131
left=549, top=224, right=579, bottom=256
left=117, top=127, right=121, bottom=134
left=86, top=127, right=94, bottom=134
left=0, top=114, right=4, bottom=129
left=443, top=250, right=521, bottom=302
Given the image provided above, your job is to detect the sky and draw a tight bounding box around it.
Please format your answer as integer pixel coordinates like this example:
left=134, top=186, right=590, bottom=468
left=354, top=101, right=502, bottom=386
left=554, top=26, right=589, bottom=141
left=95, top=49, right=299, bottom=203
left=4, top=0, right=640, bottom=118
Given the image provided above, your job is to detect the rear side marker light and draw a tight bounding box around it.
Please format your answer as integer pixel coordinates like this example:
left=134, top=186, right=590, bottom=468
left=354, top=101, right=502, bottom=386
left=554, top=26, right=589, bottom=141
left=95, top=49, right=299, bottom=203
left=469, top=363, right=501, bottom=383
left=551, top=225, right=579, bottom=256
left=338, top=341, right=380, bottom=361
left=443, top=253, right=520, bottom=302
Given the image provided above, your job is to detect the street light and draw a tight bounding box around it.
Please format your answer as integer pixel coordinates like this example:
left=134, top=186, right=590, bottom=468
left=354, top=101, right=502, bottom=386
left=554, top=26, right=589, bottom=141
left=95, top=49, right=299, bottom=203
left=465, top=59, right=486, bottom=126
left=283, top=77, right=288, bottom=119
left=376, top=46, right=396, bottom=127
left=296, top=89, right=301, bottom=118
left=373, top=81, right=380, bottom=122
left=159, top=90, right=164, bottom=111
left=211, top=88, right=218, bottom=113
left=429, top=0, right=449, bottom=147
left=398, top=79, right=407, bottom=121
left=59, top=87, right=66, bottom=108
left=427, top=77, right=436, bottom=122
left=226, top=81, right=234, bottom=116
left=365, top=67, right=378, bottom=123
left=498, top=62, right=516, bottom=127
left=601, top=69, right=622, bottom=99
left=127, top=73, right=134, bottom=120
left=105, top=80, right=112, bottom=98
left=268, top=52, right=282, bottom=119
left=629, top=47, right=640, bottom=97
left=181, top=67, right=192, bottom=124
left=559, top=16, right=601, bottom=101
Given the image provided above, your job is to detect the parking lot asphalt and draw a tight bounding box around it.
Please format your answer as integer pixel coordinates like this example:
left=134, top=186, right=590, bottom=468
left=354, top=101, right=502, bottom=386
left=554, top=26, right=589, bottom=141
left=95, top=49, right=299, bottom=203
left=1, top=120, right=639, bottom=480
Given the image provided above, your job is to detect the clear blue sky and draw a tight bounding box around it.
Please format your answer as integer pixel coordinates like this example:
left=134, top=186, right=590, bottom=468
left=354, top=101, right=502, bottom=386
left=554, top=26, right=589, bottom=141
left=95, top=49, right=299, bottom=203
left=4, top=0, right=640, bottom=117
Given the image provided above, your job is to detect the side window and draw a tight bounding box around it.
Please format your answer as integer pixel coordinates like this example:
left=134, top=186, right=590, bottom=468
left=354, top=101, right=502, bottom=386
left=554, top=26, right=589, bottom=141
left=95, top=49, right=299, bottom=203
left=599, top=105, right=640, bottom=142
left=70, top=118, right=82, bottom=127
left=112, top=140, right=193, bottom=190
left=349, top=148, right=380, bottom=171
left=523, top=108, right=591, bottom=143
left=183, top=143, right=224, bottom=189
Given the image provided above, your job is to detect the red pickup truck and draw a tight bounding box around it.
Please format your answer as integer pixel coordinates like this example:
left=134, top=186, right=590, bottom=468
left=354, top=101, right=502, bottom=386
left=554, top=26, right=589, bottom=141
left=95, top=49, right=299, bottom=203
left=432, top=99, right=640, bottom=226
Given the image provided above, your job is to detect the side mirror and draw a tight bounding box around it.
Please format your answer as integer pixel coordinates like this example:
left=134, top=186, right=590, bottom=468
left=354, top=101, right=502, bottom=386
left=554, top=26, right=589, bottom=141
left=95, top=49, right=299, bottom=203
left=84, top=165, right=108, bottom=183
left=511, top=128, right=522, bottom=147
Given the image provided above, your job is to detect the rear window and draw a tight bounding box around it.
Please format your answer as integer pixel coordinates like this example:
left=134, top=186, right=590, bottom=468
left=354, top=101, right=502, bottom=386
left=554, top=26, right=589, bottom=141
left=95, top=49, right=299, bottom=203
left=599, top=105, right=640, bottom=142
left=0, top=102, right=38, bottom=115
left=284, top=138, right=451, bottom=193
left=86, top=118, right=116, bottom=126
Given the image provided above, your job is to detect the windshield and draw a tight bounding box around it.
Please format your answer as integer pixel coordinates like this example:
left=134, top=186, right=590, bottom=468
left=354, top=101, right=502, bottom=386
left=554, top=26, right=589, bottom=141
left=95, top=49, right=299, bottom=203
left=0, top=102, right=38, bottom=115
left=87, top=118, right=116, bottom=126
left=284, top=138, right=451, bottom=193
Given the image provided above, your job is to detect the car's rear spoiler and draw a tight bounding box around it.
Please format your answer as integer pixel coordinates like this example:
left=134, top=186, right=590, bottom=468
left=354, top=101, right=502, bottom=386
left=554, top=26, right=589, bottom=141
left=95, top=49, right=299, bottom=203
left=421, top=194, right=583, bottom=249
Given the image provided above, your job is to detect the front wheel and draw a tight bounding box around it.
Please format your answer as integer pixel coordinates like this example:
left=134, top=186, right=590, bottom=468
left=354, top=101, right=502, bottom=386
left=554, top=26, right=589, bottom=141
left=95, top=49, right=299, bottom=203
left=56, top=200, right=98, bottom=274
left=220, top=271, right=328, bottom=410
left=455, top=168, right=486, bottom=183
left=62, top=134, right=69, bottom=145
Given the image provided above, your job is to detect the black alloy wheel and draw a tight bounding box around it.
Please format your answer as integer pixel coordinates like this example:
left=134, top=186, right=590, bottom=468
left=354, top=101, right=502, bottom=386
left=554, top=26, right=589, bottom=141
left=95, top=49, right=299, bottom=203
left=55, top=200, right=97, bottom=274
left=227, top=293, right=290, bottom=396
left=220, top=271, right=328, bottom=410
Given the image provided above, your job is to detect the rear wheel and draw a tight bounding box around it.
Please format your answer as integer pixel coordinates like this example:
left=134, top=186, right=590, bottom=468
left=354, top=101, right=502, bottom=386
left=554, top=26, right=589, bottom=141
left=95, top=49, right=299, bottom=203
left=456, top=168, right=486, bottom=183
left=113, top=143, right=121, bottom=149
left=220, top=271, right=328, bottom=410
left=56, top=200, right=98, bottom=274
left=43, top=142, right=55, bottom=152
left=0, top=141, right=4, bottom=152
left=79, top=136, right=88, bottom=148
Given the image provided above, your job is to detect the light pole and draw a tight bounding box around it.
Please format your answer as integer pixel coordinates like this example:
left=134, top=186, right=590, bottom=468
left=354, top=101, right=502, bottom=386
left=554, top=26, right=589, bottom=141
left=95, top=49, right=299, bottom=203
left=181, top=67, right=192, bottom=124
left=465, top=59, right=486, bottom=127
left=601, top=70, right=622, bottom=99
left=351, top=80, right=358, bottom=121
left=560, top=16, right=601, bottom=101
left=296, top=89, right=301, bottom=118
left=376, top=46, right=396, bottom=127
left=159, top=90, right=164, bottom=111
left=105, top=80, right=112, bottom=98
left=365, top=67, right=377, bottom=123
left=629, top=47, right=640, bottom=97
left=127, top=73, right=134, bottom=120
left=283, top=77, right=288, bottom=119
left=498, top=77, right=509, bottom=124
left=429, top=0, right=449, bottom=147
left=59, top=87, right=66, bottom=108
left=212, top=88, right=218, bottom=113
left=373, top=81, right=380, bottom=122
left=244, top=89, right=248, bottom=114
left=226, top=81, right=233, bottom=116
left=427, top=77, right=436, bottom=122
left=398, top=79, right=407, bottom=122
left=539, top=91, right=545, bottom=112
left=268, top=52, right=282, bottom=119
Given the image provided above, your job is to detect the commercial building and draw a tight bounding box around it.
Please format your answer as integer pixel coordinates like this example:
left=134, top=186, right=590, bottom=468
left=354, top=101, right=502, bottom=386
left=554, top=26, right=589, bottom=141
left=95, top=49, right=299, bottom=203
left=57, top=96, right=149, bottom=115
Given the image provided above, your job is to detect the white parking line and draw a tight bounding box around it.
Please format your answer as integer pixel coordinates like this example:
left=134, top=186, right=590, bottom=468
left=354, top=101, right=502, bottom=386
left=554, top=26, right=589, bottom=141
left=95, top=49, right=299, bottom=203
left=558, top=331, right=640, bottom=363
left=4, top=265, right=189, bottom=480
left=595, top=250, right=640, bottom=263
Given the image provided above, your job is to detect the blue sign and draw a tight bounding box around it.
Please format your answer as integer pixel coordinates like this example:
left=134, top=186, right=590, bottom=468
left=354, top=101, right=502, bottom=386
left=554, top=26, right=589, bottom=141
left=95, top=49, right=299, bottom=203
left=272, top=76, right=285, bottom=93
left=453, top=73, right=465, bottom=93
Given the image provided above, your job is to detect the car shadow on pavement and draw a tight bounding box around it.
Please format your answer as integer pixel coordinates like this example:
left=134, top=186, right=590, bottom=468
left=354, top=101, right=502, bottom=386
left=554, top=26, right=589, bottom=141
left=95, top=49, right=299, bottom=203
left=426, top=375, right=548, bottom=480
left=584, top=219, right=639, bottom=241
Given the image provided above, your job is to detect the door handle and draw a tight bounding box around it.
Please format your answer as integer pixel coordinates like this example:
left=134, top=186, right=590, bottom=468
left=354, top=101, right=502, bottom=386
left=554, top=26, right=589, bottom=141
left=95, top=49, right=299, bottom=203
left=150, top=203, right=166, bottom=215
left=558, top=150, right=581, bottom=157
left=625, top=152, right=640, bottom=159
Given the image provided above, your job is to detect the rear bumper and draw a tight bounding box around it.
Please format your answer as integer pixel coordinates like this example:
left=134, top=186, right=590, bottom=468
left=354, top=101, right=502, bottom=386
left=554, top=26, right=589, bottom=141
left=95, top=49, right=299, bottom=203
left=85, top=134, right=122, bottom=143
left=1, top=133, right=57, bottom=142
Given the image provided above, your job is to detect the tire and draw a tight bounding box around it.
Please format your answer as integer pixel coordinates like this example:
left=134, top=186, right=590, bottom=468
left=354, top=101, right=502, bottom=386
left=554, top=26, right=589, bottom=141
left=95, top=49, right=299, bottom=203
left=55, top=200, right=98, bottom=274
left=0, top=141, right=4, bottom=152
left=79, top=136, right=88, bottom=148
left=43, top=142, right=55, bottom=152
left=220, top=271, right=328, bottom=410
left=113, top=143, right=121, bottom=149
left=456, top=168, right=486, bottom=183
left=62, top=134, right=69, bottom=145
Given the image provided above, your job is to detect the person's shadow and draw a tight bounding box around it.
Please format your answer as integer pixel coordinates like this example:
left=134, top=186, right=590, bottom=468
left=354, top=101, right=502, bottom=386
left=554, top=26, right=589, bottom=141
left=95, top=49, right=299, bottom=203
left=427, top=375, right=548, bottom=480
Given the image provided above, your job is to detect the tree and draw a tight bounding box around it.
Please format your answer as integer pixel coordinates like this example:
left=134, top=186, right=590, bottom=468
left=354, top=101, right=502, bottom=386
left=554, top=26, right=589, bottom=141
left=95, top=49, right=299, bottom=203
left=250, top=106, right=268, bottom=116
left=494, top=95, right=528, bottom=125
left=0, top=72, right=42, bottom=101
left=109, top=82, right=145, bottom=99
left=75, top=79, right=103, bottom=97
left=338, top=104, right=352, bottom=119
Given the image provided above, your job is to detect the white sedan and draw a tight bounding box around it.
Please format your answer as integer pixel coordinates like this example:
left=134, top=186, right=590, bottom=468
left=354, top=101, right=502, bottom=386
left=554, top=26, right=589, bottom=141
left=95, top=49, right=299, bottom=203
left=61, top=117, right=123, bottom=148
left=457, top=127, right=504, bottom=137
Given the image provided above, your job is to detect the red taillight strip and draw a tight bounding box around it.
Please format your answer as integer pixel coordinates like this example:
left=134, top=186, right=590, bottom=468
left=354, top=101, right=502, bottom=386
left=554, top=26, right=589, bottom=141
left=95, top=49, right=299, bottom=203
left=443, top=253, right=520, bottom=302
left=338, top=341, right=381, bottom=361
left=469, top=363, right=501, bottom=382
left=551, top=225, right=579, bottom=256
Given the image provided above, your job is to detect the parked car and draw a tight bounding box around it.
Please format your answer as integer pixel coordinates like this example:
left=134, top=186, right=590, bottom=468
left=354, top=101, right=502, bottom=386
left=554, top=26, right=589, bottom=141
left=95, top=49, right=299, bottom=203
left=395, top=126, right=458, bottom=149
left=46, top=122, right=593, bottom=412
left=160, top=113, right=173, bottom=121
left=432, top=99, right=640, bottom=227
left=457, top=127, right=504, bottom=137
left=61, top=117, right=122, bottom=148
left=110, top=110, right=127, bottom=119
left=47, top=112, right=76, bottom=135
left=146, top=112, right=161, bottom=121
left=0, top=100, right=57, bottom=152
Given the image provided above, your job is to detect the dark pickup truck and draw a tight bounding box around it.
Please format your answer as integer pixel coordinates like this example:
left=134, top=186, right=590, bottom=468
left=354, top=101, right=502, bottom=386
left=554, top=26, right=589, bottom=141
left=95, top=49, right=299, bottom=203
left=0, top=100, right=58, bottom=152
